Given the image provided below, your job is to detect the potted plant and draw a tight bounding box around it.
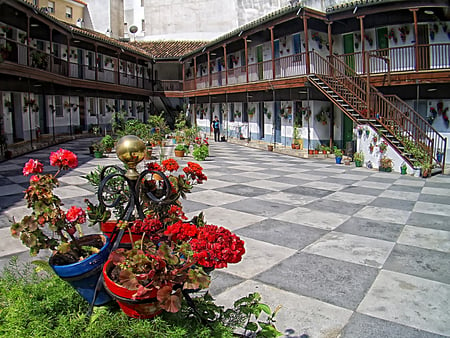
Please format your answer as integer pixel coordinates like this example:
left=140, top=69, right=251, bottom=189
left=320, top=145, right=329, bottom=154
left=101, top=135, right=115, bottom=153
left=92, top=158, right=246, bottom=318
left=174, top=144, right=188, bottom=157
left=354, top=151, right=364, bottom=167
left=192, top=136, right=209, bottom=161
left=334, top=147, right=343, bottom=164
left=379, top=156, right=393, bottom=172
left=421, top=161, right=433, bottom=178
left=314, top=143, right=320, bottom=154
left=92, top=142, right=104, bottom=158
left=10, top=149, right=111, bottom=306
left=400, top=162, right=408, bottom=175
left=379, top=141, right=388, bottom=154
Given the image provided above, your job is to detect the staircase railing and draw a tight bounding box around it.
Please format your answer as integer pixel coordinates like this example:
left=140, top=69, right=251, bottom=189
left=309, top=51, right=443, bottom=169
left=310, top=52, right=368, bottom=119
left=384, top=95, right=447, bottom=168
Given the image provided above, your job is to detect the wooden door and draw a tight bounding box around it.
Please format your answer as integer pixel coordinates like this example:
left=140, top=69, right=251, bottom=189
left=417, top=24, right=429, bottom=70
left=257, top=45, right=263, bottom=80
left=343, top=33, right=354, bottom=71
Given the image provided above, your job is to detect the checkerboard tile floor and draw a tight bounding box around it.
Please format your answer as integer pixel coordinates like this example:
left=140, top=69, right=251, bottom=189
left=0, top=139, right=449, bottom=338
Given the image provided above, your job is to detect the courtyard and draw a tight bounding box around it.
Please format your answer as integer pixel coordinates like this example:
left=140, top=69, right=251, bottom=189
left=0, top=138, right=449, bottom=337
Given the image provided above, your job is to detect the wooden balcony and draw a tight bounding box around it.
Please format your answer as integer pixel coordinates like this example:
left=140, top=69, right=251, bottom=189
left=182, top=43, right=450, bottom=94
left=0, top=36, right=152, bottom=94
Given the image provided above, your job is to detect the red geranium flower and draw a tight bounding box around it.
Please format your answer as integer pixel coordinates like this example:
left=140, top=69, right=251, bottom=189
left=147, top=162, right=162, bottom=172
left=22, top=159, right=43, bottom=176
left=66, top=206, right=86, bottom=224
left=49, top=149, right=78, bottom=170
left=161, top=158, right=179, bottom=172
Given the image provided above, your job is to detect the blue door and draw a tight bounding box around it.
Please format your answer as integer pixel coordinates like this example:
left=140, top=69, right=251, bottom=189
left=275, top=101, right=281, bottom=143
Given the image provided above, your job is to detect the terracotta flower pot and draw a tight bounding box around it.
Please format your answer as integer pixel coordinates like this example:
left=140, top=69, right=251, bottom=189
left=102, top=260, right=162, bottom=319
left=174, top=150, right=185, bottom=157
left=101, top=221, right=141, bottom=244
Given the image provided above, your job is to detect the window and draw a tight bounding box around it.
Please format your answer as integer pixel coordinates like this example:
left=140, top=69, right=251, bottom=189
left=141, top=19, right=145, bottom=32
left=293, top=33, right=302, bottom=62
left=89, top=98, right=95, bottom=116
left=55, top=96, right=63, bottom=117
left=97, top=54, right=103, bottom=72
left=141, top=0, right=144, bottom=6
left=66, top=6, right=72, bottom=19
left=47, top=1, right=55, bottom=13
left=36, top=40, right=44, bottom=51
left=87, top=51, right=94, bottom=70
left=32, top=0, right=39, bottom=6
left=99, top=99, right=105, bottom=116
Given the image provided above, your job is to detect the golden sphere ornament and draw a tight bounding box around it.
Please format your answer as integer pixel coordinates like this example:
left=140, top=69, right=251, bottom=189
left=116, top=135, right=146, bottom=180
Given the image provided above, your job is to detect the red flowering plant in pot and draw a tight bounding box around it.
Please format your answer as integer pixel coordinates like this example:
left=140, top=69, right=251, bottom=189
left=10, top=149, right=112, bottom=305
left=96, top=157, right=246, bottom=318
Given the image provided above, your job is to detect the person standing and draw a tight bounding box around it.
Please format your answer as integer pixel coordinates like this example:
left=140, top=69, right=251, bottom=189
left=211, top=116, right=220, bottom=142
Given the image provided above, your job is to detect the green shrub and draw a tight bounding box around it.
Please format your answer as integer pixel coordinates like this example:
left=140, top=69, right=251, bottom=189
left=192, top=144, right=209, bottom=161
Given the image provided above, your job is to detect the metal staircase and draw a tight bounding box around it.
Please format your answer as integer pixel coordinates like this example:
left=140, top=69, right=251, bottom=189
left=308, top=52, right=446, bottom=173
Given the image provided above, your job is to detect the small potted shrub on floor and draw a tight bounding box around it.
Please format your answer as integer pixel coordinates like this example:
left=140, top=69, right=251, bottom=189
left=334, top=147, right=343, bottom=164
left=10, top=149, right=111, bottom=305
left=379, top=156, right=393, bottom=172
left=174, top=144, right=189, bottom=157
left=92, top=142, right=104, bottom=158
left=354, top=151, right=364, bottom=167
left=101, top=135, right=115, bottom=153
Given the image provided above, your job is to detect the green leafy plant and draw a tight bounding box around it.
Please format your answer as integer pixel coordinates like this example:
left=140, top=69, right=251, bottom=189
left=175, top=144, right=189, bottom=153
left=192, top=144, right=209, bottom=161
left=229, top=292, right=283, bottom=337
left=354, top=151, right=364, bottom=162
left=101, top=135, right=115, bottom=150
left=333, top=147, right=343, bottom=157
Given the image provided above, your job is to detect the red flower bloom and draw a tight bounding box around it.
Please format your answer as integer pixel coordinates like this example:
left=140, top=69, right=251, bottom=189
left=147, top=162, right=162, bottom=172
left=66, top=206, right=86, bottom=224
left=30, top=175, right=40, bottom=182
left=164, top=221, right=198, bottom=242
left=49, top=149, right=78, bottom=170
left=22, top=159, right=43, bottom=176
left=161, top=158, right=179, bottom=172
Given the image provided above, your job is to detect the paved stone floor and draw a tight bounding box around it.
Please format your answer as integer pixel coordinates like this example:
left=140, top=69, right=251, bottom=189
left=0, top=138, right=449, bottom=338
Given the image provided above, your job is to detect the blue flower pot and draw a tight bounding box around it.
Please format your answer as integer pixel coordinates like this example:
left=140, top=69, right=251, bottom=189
left=335, top=156, right=342, bottom=164
left=50, top=234, right=112, bottom=306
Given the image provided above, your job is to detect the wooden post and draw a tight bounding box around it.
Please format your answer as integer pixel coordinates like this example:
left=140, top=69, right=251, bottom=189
left=223, top=44, right=228, bottom=86
left=207, top=51, right=211, bottom=87
left=411, top=8, right=419, bottom=72
left=193, top=57, right=197, bottom=90
left=244, top=37, right=249, bottom=83
left=358, top=16, right=365, bottom=74
left=269, top=26, right=275, bottom=79
left=303, top=15, right=310, bottom=74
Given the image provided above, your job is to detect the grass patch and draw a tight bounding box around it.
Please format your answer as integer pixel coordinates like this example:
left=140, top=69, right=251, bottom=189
left=0, top=258, right=234, bottom=338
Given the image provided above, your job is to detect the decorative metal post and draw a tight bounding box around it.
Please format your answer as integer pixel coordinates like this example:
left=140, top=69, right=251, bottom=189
left=89, top=135, right=172, bottom=314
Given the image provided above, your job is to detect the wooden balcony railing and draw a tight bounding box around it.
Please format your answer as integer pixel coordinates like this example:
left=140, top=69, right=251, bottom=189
left=0, top=36, right=152, bottom=90
left=275, top=52, right=309, bottom=79
left=184, top=43, right=449, bottom=91
left=335, top=43, right=450, bottom=74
